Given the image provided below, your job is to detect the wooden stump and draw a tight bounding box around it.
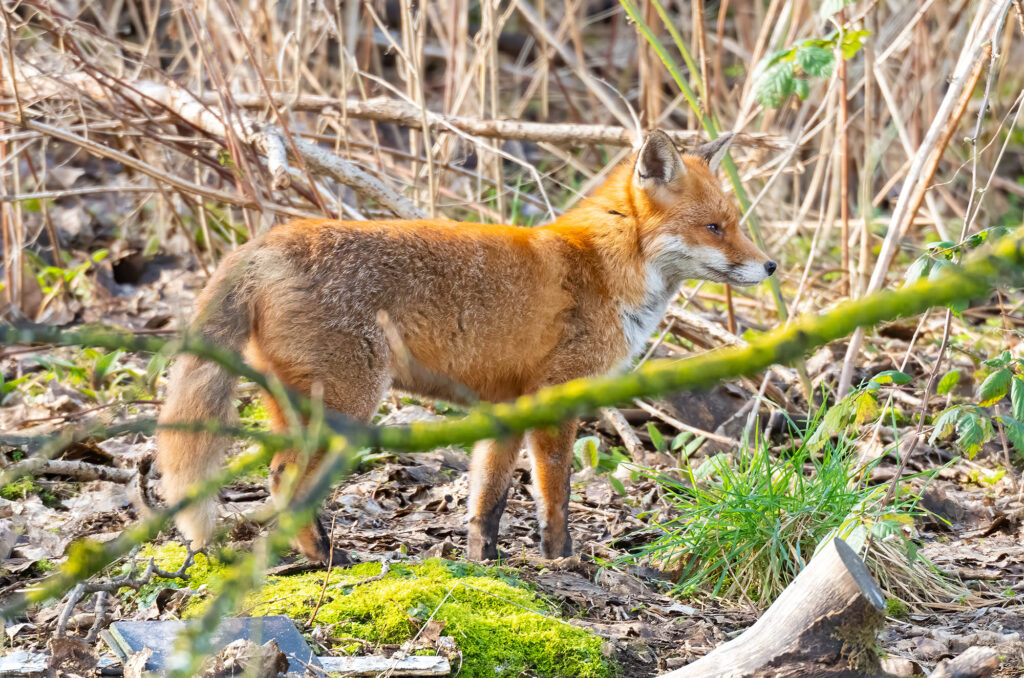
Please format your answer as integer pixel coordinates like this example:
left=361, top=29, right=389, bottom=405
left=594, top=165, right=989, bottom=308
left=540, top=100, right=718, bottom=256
left=660, top=538, right=891, bottom=678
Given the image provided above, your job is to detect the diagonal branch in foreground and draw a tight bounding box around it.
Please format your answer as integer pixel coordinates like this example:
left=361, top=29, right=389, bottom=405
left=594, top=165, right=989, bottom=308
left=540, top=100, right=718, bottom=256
left=1, top=229, right=1022, bottom=626
left=4, top=230, right=1024, bottom=458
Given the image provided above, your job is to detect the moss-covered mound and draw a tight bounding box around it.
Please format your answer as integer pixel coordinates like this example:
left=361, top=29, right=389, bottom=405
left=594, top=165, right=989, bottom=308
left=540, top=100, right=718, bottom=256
left=137, top=544, right=614, bottom=678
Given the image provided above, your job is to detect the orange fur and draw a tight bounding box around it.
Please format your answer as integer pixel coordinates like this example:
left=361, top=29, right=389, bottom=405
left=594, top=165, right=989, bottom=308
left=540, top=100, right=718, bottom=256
left=156, top=131, right=774, bottom=562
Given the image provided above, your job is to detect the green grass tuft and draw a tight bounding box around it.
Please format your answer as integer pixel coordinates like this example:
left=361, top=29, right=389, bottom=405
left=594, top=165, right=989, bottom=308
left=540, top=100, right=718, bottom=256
left=626, top=412, right=923, bottom=604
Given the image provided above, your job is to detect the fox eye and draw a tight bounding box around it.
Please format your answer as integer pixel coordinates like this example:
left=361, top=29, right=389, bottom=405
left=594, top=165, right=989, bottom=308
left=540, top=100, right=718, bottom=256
left=706, top=223, right=723, bottom=235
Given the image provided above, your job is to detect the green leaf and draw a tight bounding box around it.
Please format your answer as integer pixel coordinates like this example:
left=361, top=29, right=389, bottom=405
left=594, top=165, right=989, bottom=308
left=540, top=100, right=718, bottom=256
left=671, top=431, right=693, bottom=450
left=694, top=453, right=731, bottom=482
left=904, top=257, right=931, bottom=285
left=807, top=394, right=855, bottom=451
left=978, top=368, right=1012, bottom=407
left=930, top=406, right=962, bottom=445
left=573, top=436, right=601, bottom=468
left=955, top=411, right=989, bottom=457
left=795, top=45, right=834, bottom=78
left=928, top=259, right=952, bottom=281
left=871, top=370, right=912, bottom=386
left=1012, top=376, right=1024, bottom=422
left=762, top=46, right=797, bottom=69
left=92, top=349, right=124, bottom=384
left=936, top=369, right=962, bottom=395
left=793, top=78, right=810, bottom=100
left=906, top=540, right=919, bottom=564
left=755, top=61, right=796, bottom=108
left=819, top=0, right=856, bottom=19
left=978, top=352, right=1011, bottom=368
left=683, top=435, right=706, bottom=457
left=840, top=30, right=870, bottom=59
left=0, top=375, right=28, bottom=405
left=982, top=468, right=1005, bottom=485
left=1000, top=416, right=1024, bottom=456
left=608, top=475, right=627, bottom=497
left=926, top=240, right=957, bottom=251
left=854, top=391, right=880, bottom=425
left=647, top=422, right=666, bottom=453
left=956, top=416, right=984, bottom=456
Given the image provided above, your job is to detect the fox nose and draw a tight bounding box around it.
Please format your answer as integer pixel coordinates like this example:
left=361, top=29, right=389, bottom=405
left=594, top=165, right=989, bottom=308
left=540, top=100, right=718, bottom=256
left=764, top=261, right=777, bottom=276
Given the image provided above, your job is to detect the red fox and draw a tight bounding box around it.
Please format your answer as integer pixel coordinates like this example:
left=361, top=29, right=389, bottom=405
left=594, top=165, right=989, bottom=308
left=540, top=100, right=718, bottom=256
left=156, top=130, right=775, bottom=562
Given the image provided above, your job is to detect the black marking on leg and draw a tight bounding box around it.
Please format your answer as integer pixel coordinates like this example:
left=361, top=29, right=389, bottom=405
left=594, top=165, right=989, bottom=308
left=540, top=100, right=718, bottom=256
left=312, top=516, right=331, bottom=561
left=468, top=487, right=510, bottom=561
left=539, top=470, right=573, bottom=559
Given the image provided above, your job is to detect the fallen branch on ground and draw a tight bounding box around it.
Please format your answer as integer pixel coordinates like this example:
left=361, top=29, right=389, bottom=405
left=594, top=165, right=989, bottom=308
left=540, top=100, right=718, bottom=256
left=3, top=458, right=134, bottom=484
left=659, top=538, right=887, bottom=677
left=56, top=547, right=199, bottom=639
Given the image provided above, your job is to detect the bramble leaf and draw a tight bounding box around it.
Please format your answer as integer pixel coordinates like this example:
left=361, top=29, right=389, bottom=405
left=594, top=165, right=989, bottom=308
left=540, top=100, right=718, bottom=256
left=794, top=78, right=810, bottom=100
left=840, top=30, right=870, bottom=58
left=854, top=391, right=880, bottom=425
left=904, top=257, right=931, bottom=285
left=795, top=45, right=834, bottom=78
left=936, top=369, right=961, bottom=396
left=755, top=62, right=796, bottom=108
left=1000, top=415, right=1024, bottom=456
left=928, top=259, right=952, bottom=281
left=1012, top=376, right=1024, bottom=422
left=956, top=411, right=990, bottom=457
left=930, top=406, right=962, bottom=445
left=983, top=350, right=1012, bottom=368
left=872, top=370, right=912, bottom=386
left=978, top=368, right=1012, bottom=407
left=819, top=0, right=856, bottom=20
left=807, top=393, right=855, bottom=451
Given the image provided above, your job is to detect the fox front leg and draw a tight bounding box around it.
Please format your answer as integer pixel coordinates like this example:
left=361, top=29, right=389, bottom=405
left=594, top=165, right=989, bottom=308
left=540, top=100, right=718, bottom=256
left=467, top=435, right=524, bottom=560
left=527, top=421, right=577, bottom=559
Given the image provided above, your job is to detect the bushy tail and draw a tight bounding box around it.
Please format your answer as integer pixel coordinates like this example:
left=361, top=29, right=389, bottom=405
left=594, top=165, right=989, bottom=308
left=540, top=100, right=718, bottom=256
left=156, top=248, right=254, bottom=548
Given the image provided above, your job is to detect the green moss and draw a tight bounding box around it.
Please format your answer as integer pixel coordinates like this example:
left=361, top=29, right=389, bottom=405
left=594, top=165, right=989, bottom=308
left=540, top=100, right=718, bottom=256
left=885, top=597, right=909, bottom=619
left=1, top=477, right=39, bottom=500
left=34, top=558, right=55, bottom=573
left=249, top=559, right=612, bottom=677
left=144, top=545, right=613, bottom=678
left=138, top=543, right=228, bottom=586
left=239, top=397, right=269, bottom=429
left=118, top=543, right=231, bottom=611
left=1, top=476, right=58, bottom=506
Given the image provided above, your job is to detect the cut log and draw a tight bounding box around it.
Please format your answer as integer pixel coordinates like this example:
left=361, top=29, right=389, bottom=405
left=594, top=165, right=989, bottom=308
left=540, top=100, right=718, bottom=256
left=660, top=538, right=890, bottom=678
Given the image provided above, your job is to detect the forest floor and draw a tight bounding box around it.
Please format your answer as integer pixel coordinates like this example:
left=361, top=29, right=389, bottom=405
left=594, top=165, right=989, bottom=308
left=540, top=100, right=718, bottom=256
left=1, top=257, right=1023, bottom=677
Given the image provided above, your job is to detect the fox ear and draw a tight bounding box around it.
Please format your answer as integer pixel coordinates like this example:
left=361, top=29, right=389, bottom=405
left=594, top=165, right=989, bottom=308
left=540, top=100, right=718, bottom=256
left=634, top=130, right=686, bottom=191
left=692, top=133, right=734, bottom=172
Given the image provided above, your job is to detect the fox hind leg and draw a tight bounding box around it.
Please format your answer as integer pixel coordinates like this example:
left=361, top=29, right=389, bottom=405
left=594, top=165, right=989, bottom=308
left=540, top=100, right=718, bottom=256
left=253, top=337, right=388, bottom=563
left=467, top=435, right=524, bottom=560
left=527, top=421, right=577, bottom=559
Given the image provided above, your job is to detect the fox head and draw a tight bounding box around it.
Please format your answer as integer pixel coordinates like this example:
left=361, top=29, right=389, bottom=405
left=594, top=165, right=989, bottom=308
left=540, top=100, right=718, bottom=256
left=626, top=130, right=775, bottom=288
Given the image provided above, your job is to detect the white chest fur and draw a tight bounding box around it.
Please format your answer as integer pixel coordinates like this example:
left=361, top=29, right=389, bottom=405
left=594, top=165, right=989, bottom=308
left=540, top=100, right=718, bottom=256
left=618, top=265, right=677, bottom=364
